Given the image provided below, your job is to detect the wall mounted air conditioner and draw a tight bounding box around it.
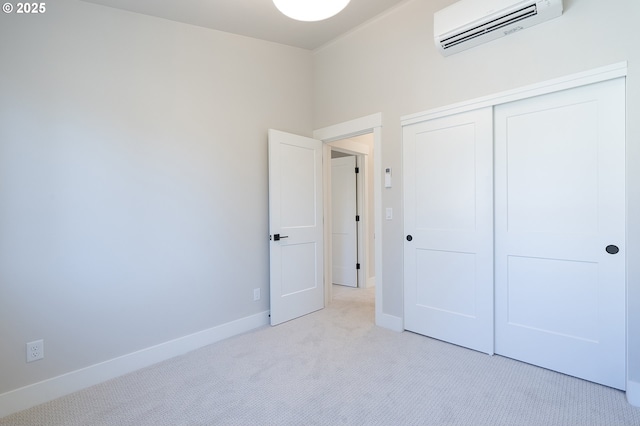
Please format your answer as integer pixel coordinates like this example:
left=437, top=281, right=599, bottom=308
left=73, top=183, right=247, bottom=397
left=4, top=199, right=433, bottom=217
left=434, top=0, right=563, bottom=56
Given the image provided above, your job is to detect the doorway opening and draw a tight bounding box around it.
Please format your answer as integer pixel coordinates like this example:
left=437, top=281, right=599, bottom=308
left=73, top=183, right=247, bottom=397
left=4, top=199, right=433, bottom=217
left=328, top=134, right=374, bottom=292
left=313, top=112, right=385, bottom=328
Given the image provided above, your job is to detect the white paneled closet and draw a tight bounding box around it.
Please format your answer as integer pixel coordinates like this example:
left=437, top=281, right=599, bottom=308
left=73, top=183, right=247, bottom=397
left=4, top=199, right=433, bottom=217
left=403, top=107, right=494, bottom=355
left=402, top=64, right=627, bottom=390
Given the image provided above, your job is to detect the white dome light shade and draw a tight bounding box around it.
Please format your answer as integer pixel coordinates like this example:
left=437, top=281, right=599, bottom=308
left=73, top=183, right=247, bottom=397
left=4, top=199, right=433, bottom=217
left=273, top=0, right=351, bottom=22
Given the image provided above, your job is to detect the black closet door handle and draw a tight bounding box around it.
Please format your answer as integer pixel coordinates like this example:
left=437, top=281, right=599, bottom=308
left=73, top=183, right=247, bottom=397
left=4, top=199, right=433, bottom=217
left=406, top=235, right=413, bottom=242
left=606, top=245, right=619, bottom=254
left=273, top=234, right=289, bottom=241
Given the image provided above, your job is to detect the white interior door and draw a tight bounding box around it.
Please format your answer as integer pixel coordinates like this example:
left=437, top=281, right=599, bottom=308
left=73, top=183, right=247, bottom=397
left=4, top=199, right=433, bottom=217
left=494, top=78, right=626, bottom=389
left=268, top=129, right=324, bottom=325
left=331, top=156, right=358, bottom=287
left=403, top=107, right=494, bottom=354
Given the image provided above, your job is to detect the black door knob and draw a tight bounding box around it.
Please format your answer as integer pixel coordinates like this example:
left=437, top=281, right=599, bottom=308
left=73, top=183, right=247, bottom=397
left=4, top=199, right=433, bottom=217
left=606, top=245, right=619, bottom=254
left=406, top=235, right=413, bottom=241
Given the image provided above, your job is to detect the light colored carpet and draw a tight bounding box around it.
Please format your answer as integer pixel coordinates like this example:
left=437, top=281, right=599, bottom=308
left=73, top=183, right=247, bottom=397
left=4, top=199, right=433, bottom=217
left=2, top=285, right=640, bottom=425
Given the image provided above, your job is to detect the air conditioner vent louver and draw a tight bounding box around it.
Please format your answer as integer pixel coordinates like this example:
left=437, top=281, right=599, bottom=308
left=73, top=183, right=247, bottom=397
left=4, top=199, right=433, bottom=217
left=441, top=4, right=537, bottom=50
left=434, top=0, right=563, bottom=56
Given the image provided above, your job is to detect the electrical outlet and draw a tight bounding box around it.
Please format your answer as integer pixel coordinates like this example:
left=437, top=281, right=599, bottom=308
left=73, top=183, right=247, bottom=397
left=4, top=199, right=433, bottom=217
left=26, top=339, right=44, bottom=362
left=253, top=288, right=261, bottom=301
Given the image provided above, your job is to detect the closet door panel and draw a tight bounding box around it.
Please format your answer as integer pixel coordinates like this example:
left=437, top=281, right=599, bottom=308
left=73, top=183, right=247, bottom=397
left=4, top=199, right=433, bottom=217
left=494, top=78, right=626, bottom=390
left=404, top=107, right=494, bottom=355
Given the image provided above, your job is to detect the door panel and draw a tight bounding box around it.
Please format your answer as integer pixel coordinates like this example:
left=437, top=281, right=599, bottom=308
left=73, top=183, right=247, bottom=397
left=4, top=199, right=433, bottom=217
left=404, top=107, right=494, bottom=355
left=415, top=124, right=476, bottom=232
left=494, top=78, right=626, bottom=389
left=505, top=101, right=599, bottom=235
left=416, top=249, right=476, bottom=317
left=505, top=256, right=599, bottom=340
left=268, top=129, right=324, bottom=325
left=331, top=156, right=357, bottom=287
left=280, top=144, right=318, bottom=227
left=281, top=243, right=318, bottom=295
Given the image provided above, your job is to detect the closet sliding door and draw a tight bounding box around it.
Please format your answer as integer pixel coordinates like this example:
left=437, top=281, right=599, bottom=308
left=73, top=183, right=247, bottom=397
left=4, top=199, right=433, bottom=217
left=494, top=78, right=626, bottom=390
left=404, top=107, right=494, bottom=355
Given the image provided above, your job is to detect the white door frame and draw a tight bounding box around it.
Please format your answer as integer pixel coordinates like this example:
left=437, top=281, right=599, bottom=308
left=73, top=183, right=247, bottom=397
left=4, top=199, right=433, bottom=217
left=314, top=113, right=386, bottom=327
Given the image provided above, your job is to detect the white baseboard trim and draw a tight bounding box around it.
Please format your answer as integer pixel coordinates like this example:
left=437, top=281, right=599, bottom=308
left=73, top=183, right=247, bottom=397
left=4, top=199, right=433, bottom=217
left=627, top=379, right=640, bottom=407
left=0, top=310, right=270, bottom=418
left=376, top=311, right=403, bottom=332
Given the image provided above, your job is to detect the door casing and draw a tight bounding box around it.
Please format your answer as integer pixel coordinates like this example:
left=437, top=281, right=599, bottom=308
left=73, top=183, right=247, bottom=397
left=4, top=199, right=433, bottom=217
left=313, top=113, right=392, bottom=328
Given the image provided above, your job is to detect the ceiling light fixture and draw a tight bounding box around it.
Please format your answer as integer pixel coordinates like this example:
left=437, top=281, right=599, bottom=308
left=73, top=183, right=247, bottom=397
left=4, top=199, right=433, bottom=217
left=272, top=0, right=351, bottom=22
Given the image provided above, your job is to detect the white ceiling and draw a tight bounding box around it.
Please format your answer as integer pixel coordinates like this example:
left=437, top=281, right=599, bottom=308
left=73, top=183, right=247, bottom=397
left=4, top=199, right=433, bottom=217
left=81, top=0, right=408, bottom=50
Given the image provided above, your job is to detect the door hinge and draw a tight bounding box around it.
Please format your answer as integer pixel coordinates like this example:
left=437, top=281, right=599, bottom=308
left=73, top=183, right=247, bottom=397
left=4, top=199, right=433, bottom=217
left=356, top=215, right=360, bottom=222
left=355, top=167, right=359, bottom=173
left=356, top=263, right=361, bottom=270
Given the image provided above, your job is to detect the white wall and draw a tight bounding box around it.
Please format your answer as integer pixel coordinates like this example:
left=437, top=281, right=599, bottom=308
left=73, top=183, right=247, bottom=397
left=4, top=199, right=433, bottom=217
left=0, top=0, right=312, bottom=397
left=313, top=0, right=640, bottom=398
left=3, top=0, right=639, bottom=413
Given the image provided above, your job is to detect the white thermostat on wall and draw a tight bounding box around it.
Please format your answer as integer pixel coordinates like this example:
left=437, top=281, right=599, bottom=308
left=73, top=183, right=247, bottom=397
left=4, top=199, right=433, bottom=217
left=385, top=167, right=392, bottom=188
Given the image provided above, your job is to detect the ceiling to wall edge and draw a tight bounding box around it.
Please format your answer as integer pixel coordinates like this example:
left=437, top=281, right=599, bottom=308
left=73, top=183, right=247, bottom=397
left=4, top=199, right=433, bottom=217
left=312, top=0, right=413, bottom=52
